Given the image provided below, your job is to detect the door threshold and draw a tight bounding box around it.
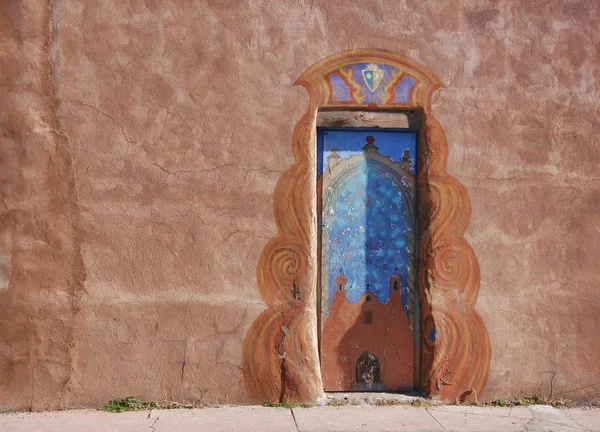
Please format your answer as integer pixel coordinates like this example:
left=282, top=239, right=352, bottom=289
left=321, top=392, right=437, bottom=407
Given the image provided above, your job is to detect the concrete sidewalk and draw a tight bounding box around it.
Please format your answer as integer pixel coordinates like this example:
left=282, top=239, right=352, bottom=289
left=0, top=404, right=598, bottom=432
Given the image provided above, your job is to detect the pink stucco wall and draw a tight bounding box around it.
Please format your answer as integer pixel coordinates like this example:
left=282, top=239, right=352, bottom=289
left=0, top=0, right=599, bottom=410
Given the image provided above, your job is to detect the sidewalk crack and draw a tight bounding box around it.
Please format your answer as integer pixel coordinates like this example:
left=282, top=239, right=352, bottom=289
left=290, top=408, right=300, bottom=432
left=425, top=407, right=446, bottom=430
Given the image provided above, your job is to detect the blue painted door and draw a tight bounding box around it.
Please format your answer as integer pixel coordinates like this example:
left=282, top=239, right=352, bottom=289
left=318, top=129, right=419, bottom=391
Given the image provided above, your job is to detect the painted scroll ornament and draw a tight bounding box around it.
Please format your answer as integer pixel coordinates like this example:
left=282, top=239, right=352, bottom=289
left=242, top=49, right=491, bottom=403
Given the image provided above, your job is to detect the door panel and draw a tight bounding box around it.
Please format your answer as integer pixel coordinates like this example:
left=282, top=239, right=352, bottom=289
left=318, top=129, right=418, bottom=392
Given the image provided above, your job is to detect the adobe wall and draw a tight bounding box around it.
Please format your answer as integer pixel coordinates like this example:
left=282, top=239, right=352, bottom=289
left=1, top=0, right=598, bottom=410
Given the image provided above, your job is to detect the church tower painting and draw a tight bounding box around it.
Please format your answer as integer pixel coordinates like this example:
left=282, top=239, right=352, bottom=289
left=318, top=131, right=418, bottom=392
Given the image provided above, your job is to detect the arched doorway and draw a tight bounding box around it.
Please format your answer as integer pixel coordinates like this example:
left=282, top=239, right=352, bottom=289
left=356, top=352, right=381, bottom=390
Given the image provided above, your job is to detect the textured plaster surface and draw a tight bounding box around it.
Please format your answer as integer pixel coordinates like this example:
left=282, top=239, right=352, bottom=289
left=0, top=0, right=599, bottom=410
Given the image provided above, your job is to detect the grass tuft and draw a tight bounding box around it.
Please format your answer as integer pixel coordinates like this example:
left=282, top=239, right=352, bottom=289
left=101, top=397, right=157, bottom=413
left=101, top=397, right=204, bottom=412
left=411, top=398, right=432, bottom=407
left=486, top=396, right=571, bottom=408
left=262, top=400, right=312, bottom=408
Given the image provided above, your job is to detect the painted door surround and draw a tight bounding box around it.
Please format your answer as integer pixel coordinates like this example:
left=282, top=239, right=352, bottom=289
left=242, top=49, right=491, bottom=403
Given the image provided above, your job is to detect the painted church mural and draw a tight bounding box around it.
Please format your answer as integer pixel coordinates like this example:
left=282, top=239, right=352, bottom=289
left=318, top=130, right=418, bottom=391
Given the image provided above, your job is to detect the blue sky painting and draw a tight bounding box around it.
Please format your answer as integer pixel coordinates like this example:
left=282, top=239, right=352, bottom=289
left=318, top=129, right=417, bottom=307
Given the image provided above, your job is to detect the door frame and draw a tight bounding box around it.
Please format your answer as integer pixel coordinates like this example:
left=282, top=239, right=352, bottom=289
left=242, top=49, right=491, bottom=403
left=315, top=121, right=422, bottom=391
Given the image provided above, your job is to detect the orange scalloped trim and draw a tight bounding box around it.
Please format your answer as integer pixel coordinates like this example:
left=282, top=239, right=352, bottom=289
left=242, top=49, right=490, bottom=402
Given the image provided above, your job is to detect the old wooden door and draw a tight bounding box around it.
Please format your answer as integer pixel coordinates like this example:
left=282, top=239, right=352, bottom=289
left=318, top=128, right=419, bottom=392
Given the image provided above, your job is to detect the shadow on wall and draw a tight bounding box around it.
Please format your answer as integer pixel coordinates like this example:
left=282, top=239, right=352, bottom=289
left=322, top=284, right=415, bottom=392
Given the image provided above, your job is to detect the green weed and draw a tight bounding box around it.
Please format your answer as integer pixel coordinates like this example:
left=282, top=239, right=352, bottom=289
left=411, top=398, right=432, bottom=407
left=487, top=396, right=569, bottom=408
left=489, top=398, right=511, bottom=407
left=262, top=400, right=312, bottom=408
left=101, top=397, right=157, bottom=413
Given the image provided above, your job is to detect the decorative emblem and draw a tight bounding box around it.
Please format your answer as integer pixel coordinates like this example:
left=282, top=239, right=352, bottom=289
left=362, top=63, right=384, bottom=92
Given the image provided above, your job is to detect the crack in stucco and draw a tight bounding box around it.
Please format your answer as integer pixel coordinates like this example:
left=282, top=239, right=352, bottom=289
left=29, top=370, right=34, bottom=411
left=67, top=100, right=137, bottom=145
left=215, top=308, right=248, bottom=371
left=151, top=162, right=281, bottom=179
left=47, top=0, right=87, bottom=409
left=456, top=172, right=600, bottom=185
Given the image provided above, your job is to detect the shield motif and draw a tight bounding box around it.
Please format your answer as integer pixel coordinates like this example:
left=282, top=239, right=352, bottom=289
left=362, top=64, right=384, bottom=92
